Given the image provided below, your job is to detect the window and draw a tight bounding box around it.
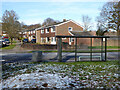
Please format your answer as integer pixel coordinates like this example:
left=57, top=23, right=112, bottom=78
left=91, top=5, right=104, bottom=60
left=3, top=34, right=7, bottom=36
left=31, top=36, right=33, bottom=39
left=41, top=38, right=44, bottom=43
left=33, top=31, right=35, bottom=33
left=46, top=37, right=50, bottom=43
left=62, top=38, right=66, bottom=40
left=23, top=35, right=26, bottom=38
left=41, top=29, right=44, bottom=34
left=51, top=37, right=56, bottom=42
left=46, top=28, right=49, bottom=33
left=68, top=27, right=73, bottom=31
left=103, top=38, right=105, bottom=41
left=70, top=38, right=74, bottom=42
left=51, top=28, right=55, bottom=32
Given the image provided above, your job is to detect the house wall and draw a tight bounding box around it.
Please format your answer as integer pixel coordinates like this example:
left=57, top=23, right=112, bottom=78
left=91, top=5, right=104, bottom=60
left=23, top=30, right=36, bottom=41
left=56, top=21, right=83, bottom=36
left=40, top=28, right=55, bottom=37
left=37, top=27, right=56, bottom=44
left=55, top=21, right=83, bottom=45
left=93, top=38, right=119, bottom=46
left=36, top=20, right=84, bottom=45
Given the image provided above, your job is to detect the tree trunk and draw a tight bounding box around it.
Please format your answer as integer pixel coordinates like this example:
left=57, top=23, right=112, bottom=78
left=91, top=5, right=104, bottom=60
left=10, top=38, right=13, bottom=45
left=117, top=30, right=120, bottom=36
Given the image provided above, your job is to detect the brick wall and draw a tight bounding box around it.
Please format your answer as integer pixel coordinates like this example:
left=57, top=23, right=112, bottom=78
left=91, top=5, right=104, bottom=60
left=21, top=43, right=57, bottom=50
left=93, top=38, right=119, bottom=46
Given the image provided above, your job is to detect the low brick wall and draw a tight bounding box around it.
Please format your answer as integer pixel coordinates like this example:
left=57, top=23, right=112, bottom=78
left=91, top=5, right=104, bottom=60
left=21, top=43, right=70, bottom=50
left=21, top=44, right=57, bottom=50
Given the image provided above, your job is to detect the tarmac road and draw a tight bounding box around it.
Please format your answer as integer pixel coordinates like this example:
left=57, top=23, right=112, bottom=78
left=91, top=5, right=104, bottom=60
left=0, top=52, right=119, bottom=64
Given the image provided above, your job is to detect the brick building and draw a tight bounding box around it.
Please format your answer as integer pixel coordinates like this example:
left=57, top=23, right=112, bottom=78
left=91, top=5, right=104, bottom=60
left=35, top=20, right=84, bottom=45
left=22, top=29, right=36, bottom=41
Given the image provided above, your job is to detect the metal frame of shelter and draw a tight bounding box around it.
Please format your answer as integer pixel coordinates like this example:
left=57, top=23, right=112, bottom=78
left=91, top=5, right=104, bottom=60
left=56, top=35, right=110, bottom=62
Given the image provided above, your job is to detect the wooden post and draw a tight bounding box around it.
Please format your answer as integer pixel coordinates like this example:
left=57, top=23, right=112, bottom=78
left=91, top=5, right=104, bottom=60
left=101, top=38, right=104, bottom=61
left=90, top=38, right=92, bottom=61
left=75, top=38, right=77, bottom=62
left=105, top=38, right=107, bottom=61
left=57, top=37, right=62, bottom=62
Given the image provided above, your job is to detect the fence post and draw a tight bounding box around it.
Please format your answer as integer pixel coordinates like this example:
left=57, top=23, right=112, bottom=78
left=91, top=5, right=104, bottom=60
left=57, top=37, right=62, bottom=62
left=105, top=38, right=107, bottom=61
left=101, top=38, right=104, bottom=61
left=90, top=38, right=92, bottom=61
left=75, top=38, right=77, bottom=61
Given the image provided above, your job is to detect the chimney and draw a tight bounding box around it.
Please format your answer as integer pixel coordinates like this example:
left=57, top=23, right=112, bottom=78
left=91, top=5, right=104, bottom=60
left=63, top=19, right=67, bottom=22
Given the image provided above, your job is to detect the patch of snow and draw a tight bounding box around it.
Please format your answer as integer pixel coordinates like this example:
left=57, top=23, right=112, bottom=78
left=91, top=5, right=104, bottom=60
left=2, top=72, right=75, bottom=88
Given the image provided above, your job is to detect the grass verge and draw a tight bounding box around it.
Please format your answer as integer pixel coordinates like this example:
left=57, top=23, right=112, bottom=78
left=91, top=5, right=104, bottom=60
left=28, top=49, right=120, bottom=53
left=2, top=44, right=16, bottom=50
left=88, top=46, right=120, bottom=49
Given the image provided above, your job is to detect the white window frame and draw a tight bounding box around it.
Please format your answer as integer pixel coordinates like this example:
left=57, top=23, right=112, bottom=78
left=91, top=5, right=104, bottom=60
left=51, top=28, right=55, bottom=32
left=19, top=32, right=22, bottom=34
left=68, top=27, right=73, bottom=31
left=46, top=37, right=48, bottom=43
left=33, top=31, right=35, bottom=33
left=31, top=36, right=33, bottom=39
left=70, top=38, right=74, bottom=42
left=41, top=29, right=44, bottom=34
left=103, top=38, right=105, bottom=41
left=62, top=38, right=66, bottom=40
left=46, top=28, right=49, bottom=33
left=23, top=35, right=26, bottom=38
left=51, top=37, right=56, bottom=42
left=41, top=38, right=44, bottom=43
left=29, top=31, right=30, bottom=34
left=31, top=31, right=33, bottom=34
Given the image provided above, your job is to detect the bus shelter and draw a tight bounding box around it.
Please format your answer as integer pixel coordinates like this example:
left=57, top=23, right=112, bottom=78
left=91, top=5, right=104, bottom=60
left=56, top=35, right=110, bottom=62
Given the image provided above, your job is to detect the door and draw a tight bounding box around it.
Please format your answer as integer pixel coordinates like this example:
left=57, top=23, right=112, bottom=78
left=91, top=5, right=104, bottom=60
left=51, top=37, right=56, bottom=44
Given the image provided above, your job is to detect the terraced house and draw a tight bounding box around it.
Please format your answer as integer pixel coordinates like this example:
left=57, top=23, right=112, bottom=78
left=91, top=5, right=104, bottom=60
left=22, top=29, right=36, bottom=41
left=35, top=20, right=84, bottom=45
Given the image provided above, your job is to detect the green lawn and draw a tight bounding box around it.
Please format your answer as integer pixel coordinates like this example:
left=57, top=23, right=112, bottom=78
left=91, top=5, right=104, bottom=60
left=2, top=44, right=16, bottom=50
left=28, top=49, right=120, bottom=53
left=88, top=46, right=120, bottom=49
left=12, top=41, right=17, bottom=43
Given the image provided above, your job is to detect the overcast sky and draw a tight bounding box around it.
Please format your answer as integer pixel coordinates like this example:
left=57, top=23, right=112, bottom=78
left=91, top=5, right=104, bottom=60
left=1, top=0, right=111, bottom=30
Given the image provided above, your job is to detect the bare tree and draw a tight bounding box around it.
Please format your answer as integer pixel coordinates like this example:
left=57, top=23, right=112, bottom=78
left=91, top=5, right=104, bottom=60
left=96, top=16, right=108, bottom=36
left=96, top=25, right=108, bottom=36
left=42, top=17, right=59, bottom=26
left=98, top=1, right=120, bottom=35
left=2, top=10, right=21, bottom=44
left=82, top=15, right=92, bottom=31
